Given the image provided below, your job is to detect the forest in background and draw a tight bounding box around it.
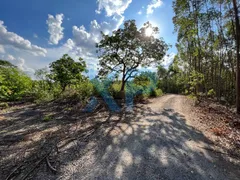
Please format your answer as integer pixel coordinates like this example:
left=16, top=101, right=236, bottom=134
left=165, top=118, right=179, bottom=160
left=171, top=0, right=240, bottom=111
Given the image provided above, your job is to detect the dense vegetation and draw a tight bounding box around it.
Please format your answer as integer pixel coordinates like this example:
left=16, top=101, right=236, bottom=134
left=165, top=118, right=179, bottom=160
left=0, top=21, right=166, bottom=108
left=171, top=0, right=240, bottom=111
left=0, top=60, right=32, bottom=101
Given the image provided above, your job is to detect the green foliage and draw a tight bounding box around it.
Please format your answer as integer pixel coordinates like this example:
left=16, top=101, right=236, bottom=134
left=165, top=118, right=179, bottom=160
left=172, top=0, right=239, bottom=105
left=48, top=54, right=87, bottom=91
left=157, top=65, right=167, bottom=79
left=207, top=89, right=216, bottom=98
left=189, top=71, right=204, bottom=96
left=31, top=55, right=90, bottom=104
left=32, top=68, right=55, bottom=103
left=72, top=80, right=94, bottom=102
left=32, top=80, right=61, bottom=103
left=60, top=80, right=94, bottom=103
left=133, top=75, right=150, bottom=87
left=150, top=89, right=163, bottom=97
left=0, top=102, right=9, bottom=109
left=43, top=114, right=53, bottom=121
left=157, top=58, right=186, bottom=94
left=97, top=20, right=168, bottom=91
left=0, top=60, right=16, bottom=67
left=0, top=67, right=32, bottom=101
left=126, top=82, right=148, bottom=102
left=109, top=81, right=122, bottom=98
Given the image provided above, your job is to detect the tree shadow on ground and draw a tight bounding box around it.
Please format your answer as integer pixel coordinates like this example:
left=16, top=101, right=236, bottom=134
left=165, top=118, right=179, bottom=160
left=0, top=101, right=110, bottom=179
left=58, top=106, right=240, bottom=180
left=0, top=103, right=240, bottom=180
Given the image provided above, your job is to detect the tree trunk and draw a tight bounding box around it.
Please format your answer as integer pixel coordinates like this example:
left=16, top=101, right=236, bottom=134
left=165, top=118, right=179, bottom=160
left=120, top=79, right=125, bottom=91
left=233, top=0, right=240, bottom=113
left=119, top=65, right=126, bottom=100
left=121, top=65, right=126, bottom=91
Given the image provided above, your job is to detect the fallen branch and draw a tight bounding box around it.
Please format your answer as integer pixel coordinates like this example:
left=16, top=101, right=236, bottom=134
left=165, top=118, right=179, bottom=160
left=46, top=157, right=57, bottom=173
left=20, top=149, right=52, bottom=180
left=6, top=165, right=23, bottom=180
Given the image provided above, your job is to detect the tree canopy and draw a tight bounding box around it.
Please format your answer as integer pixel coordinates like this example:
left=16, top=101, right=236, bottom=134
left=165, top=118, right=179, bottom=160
left=48, top=54, right=87, bottom=91
left=0, top=63, right=32, bottom=101
left=97, top=20, right=168, bottom=91
left=0, top=59, right=16, bottom=68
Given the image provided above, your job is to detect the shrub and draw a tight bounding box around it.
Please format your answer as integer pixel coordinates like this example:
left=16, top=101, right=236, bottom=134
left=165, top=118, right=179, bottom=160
left=207, top=89, right=216, bottom=98
left=31, top=81, right=61, bottom=103
left=43, top=114, right=53, bottom=121
left=150, top=88, right=163, bottom=97
left=0, top=102, right=9, bottom=109
left=59, top=80, right=94, bottom=104
left=109, top=81, right=122, bottom=98
left=74, top=81, right=94, bottom=102
left=126, top=82, right=149, bottom=102
left=133, top=75, right=150, bottom=87
left=0, top=67, right=32, bottom=101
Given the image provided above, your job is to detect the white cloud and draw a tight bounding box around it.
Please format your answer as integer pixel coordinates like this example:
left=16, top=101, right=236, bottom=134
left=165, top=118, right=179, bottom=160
left=147, top=0, right=163, bottom=15
left=6, top=54, right=15, bottom=61
left=45, top=14, right=125, bottom=78
left=0, top=1, right=130, bottom=78
left=0, top=20, right=47, bottom=56
left=1, top=54, right=34, bottom=75
left=72, top=26, right=91, bottom=47
left=71, top=14, right=124, bottom=55
left=138, top=11, right=142, bottom=15
left=162, top=53, right=175, bottom=68
left=17, top=57, right=25, bottom=70
left=0, top=45, right=5, bottom=53
left=96, top=0, right=132, bottom=16
left=46, top=14, right=64, bottom=45
left=6, top=12, right=125, bottom=79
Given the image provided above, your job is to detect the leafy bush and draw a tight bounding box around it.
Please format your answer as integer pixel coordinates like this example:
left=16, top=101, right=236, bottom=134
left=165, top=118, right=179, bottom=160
left=207, top=89, right=216, bottom=98
left=0, top=102, right=9, bottom=109
left=109, top=81, right=122, bottom=98
left=126, top=82, right=148, bottom=102
left=73, top=80, right=94, bottom=102
left=43, top=114, right=53, bottom=121
left=59, top=80, right=94, bottom=104
left=189, top=71, right=204, bottom=96
left=133, top=75, right=150, bottom=87
left=150, top=88, right=163, bottom=97
left=31, top=80, right=61, bottom=103
left=0, top=67, right=32, bottom=101
left=33, top=90, right=55, bottom=104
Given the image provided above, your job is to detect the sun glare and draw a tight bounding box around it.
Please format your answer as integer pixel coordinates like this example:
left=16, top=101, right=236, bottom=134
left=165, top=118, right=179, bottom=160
left=145, top=27, right=153, bottom=37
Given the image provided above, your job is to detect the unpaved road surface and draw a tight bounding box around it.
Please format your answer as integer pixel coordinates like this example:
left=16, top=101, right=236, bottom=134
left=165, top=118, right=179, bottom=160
left=57, top=95, right=240, bottom=180
left=1, top=95, right=240, bottom=180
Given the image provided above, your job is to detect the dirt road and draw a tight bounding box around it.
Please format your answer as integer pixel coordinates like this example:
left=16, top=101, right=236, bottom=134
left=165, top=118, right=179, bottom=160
left=58, top=95, right=240, bottom=180
left=1, top=95, right=240, bottom=180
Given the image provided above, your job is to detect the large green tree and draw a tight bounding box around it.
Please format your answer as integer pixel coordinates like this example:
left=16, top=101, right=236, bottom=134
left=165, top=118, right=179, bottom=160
left=97, top=20, right=168, bottom=92
left=48, top=54, right=87, bottom=91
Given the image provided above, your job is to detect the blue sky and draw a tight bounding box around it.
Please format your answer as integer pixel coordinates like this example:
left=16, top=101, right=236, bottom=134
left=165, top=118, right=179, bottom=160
left=0, top=0, right=177, bottom=78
